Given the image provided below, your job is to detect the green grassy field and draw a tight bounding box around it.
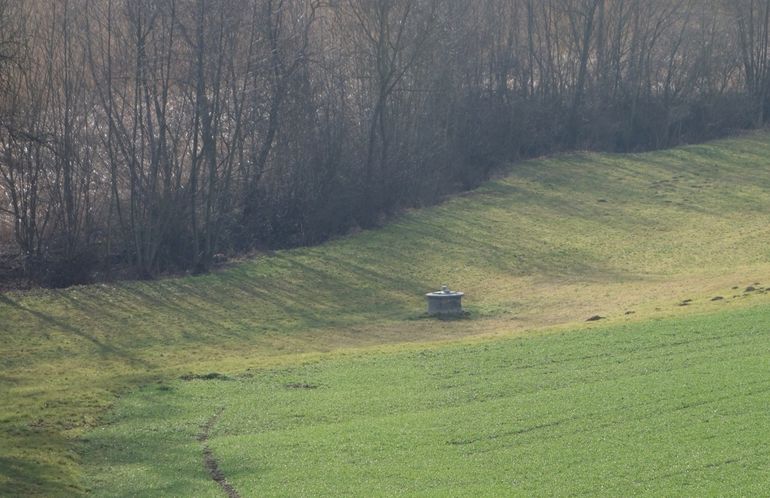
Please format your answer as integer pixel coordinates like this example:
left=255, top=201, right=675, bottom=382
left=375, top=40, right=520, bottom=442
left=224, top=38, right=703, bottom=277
left=83, top=307, right=770, bottom=496
left=3, top=131, right=770, bottom=495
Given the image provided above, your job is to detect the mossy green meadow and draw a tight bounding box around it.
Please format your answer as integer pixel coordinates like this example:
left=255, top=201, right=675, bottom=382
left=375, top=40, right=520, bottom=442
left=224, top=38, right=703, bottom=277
left=3, top=132, right=770, bottom=495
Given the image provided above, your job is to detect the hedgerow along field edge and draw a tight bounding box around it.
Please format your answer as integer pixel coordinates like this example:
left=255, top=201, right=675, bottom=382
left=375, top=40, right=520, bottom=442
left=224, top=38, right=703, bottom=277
left=4, top=132, right=770, bottom=494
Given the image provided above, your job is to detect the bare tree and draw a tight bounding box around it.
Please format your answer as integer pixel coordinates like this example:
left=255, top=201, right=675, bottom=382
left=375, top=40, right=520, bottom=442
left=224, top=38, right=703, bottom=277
left=730, top=0, right=770, bottom=125
left=1, top=0, right=767, bottom=286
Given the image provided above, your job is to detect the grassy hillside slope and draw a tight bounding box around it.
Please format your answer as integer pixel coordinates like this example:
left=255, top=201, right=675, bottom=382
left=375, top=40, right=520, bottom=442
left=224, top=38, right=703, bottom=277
left=3, top=132, right=770, bottom=494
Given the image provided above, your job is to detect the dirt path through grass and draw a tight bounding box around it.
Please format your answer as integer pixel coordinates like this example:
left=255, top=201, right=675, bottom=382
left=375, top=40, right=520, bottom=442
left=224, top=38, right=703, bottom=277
left=198, top=407, right=241, bottom=498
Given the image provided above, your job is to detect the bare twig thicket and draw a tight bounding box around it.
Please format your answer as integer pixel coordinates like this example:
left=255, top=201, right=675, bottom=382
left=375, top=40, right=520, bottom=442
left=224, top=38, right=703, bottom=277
left=0, top=0, right=766, bottom=286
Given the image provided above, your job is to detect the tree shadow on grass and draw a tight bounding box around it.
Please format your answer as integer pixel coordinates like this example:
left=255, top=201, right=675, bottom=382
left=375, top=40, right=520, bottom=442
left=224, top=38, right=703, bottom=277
left=0, top=294, right=151, bottom=369
left=0, top=450, right=79, bottom=497
left=387, top=206, right=641, bottom=284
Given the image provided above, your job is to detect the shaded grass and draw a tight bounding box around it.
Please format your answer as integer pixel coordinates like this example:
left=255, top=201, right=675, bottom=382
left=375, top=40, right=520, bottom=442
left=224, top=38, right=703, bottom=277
left=83, top=305, right=770, bottom=496
left=4, top=131, right=770, bottom=494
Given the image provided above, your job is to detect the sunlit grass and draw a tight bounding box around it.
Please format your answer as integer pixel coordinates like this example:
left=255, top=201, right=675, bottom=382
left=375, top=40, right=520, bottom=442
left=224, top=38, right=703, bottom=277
left=3, top=131, right=770, bottom=494
left=84, top=306, right=770, bottom=496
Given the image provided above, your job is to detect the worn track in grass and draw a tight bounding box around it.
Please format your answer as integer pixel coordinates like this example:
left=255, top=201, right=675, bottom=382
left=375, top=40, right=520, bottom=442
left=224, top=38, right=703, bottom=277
left=198, top=408, right=241, bottom=498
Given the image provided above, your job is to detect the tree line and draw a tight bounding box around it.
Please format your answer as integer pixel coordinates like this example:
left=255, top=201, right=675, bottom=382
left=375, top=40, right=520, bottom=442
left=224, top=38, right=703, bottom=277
left=0, top=0, right=768, bottom=287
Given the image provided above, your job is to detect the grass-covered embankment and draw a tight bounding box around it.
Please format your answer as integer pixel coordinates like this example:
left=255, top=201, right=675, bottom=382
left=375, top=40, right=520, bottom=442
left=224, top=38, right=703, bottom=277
left=3, top=132, right=770, bottom=494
